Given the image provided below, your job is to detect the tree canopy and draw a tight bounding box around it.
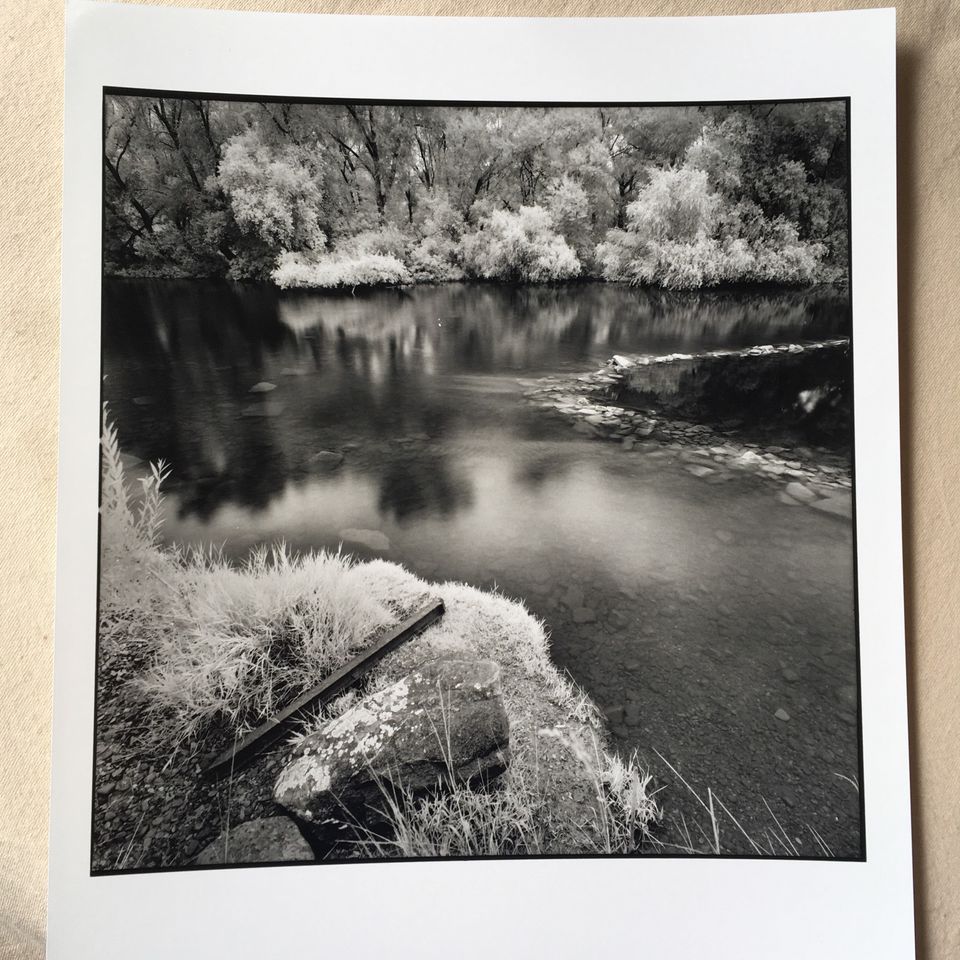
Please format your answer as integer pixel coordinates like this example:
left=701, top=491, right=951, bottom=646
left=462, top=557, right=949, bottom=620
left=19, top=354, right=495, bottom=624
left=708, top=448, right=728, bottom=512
left=104, top=97, right=848, bottom=290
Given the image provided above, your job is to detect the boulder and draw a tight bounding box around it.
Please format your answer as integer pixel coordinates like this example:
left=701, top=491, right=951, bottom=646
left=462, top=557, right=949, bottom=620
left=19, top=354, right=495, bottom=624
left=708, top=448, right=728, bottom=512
left=274, top=660, right=510, bottom=824
left=194, top=817, right=314, bottom=866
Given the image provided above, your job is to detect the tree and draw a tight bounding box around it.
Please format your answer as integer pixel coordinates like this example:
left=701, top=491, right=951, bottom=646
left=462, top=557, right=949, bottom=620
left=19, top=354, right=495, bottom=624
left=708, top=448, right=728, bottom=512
left=217, top=126, right=326, bottom=278
left=103, top=95, right=848, bottom=287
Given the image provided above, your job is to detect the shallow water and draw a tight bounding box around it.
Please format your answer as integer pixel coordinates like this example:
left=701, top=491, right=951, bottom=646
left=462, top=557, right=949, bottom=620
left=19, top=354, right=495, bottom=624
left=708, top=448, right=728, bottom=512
left=103, top=279, right=860, bottom=857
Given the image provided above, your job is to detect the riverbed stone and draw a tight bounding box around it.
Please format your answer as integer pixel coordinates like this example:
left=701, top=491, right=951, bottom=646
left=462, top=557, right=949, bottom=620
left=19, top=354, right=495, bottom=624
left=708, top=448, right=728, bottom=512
left=249, top=381, right=277, bottom=393
left=241, top=400, right=285, bottom=418
left=810, top=493, right=853, bottom=519
left=274, top=660, right=510, bottom=825
left=338, top=528, right=391, bottom=551
left=194, top=817, right=314, bottom=865
left=308, top=450, right=345, bottom=471
left=785, top=481, right=817, bottom=503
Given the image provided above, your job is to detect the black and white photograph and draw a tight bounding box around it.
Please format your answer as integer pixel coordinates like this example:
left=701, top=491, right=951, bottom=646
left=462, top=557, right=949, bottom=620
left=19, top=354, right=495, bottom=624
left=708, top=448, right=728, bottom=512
left=92, top=91, right=863, bottom=873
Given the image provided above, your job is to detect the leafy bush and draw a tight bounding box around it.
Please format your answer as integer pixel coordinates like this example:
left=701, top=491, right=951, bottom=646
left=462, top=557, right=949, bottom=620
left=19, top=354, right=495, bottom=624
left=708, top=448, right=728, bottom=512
left=338, top=224, right=410, bottom=260
left=597, top=165, right=826, bottom=289
left=627, top=167, right=721, bottom=243
left=272, top=250, right=412, bottom=290
left=407, top=236, right=465, bottom=282
left=461, top=205, right=581, bottom=282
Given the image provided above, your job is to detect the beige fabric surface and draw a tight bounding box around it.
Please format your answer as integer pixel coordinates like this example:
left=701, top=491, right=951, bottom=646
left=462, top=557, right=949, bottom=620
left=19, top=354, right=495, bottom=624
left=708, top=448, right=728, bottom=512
left=0, top=1, right=956, bottom=957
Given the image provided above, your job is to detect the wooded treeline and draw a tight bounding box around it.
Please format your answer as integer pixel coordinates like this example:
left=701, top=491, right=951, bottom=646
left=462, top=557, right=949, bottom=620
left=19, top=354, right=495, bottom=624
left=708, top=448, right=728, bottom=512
left=104, top=97, right=848, bottom=290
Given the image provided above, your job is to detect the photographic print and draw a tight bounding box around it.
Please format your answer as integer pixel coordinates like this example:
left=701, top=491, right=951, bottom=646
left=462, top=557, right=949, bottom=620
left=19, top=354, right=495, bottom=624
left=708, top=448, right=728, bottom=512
left=94, top=92, right=861, bottom=873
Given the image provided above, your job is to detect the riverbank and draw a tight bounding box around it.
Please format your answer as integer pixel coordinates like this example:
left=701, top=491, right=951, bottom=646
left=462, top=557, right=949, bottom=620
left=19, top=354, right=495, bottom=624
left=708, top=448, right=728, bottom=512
left=94, top=423, right=662, bottom=869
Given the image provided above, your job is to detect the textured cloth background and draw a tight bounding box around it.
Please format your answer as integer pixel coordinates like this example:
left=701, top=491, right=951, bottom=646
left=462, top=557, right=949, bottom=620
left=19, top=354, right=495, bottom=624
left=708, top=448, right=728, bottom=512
left=0, top=1, right=956, bottom=957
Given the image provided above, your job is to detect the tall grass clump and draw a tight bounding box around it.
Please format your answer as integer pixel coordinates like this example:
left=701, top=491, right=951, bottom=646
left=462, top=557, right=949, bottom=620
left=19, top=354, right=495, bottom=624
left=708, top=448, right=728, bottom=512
left=99, top=408, right=171, bottom=651
left=350, top=767, right=547, bottom=858
left=138, top=545, right=399, bottom=746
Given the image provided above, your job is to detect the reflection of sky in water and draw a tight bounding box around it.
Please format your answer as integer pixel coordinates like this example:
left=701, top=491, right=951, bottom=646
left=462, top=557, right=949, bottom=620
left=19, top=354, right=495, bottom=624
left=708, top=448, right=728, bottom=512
left=103, top=279, right=861, bottom=856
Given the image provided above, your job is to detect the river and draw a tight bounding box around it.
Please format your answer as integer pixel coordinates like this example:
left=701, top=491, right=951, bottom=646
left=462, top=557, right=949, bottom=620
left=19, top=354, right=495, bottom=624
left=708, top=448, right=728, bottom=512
left=102, top=278, right=861, bottom=858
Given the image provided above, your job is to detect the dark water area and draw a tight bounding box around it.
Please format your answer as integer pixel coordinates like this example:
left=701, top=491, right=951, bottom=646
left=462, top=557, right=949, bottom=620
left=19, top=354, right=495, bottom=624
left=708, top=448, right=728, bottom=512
left=103, top=279, right=860, bottom=857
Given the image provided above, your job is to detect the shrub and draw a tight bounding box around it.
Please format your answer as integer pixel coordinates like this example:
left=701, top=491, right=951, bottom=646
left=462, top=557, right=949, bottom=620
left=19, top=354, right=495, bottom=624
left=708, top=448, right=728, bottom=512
left=272, top=250, right=412, bottom=290
left=338, top=224, right=410, bottom=260
left=628, top=167, right=722, bottom=243
left=461, top=205, right=581, bottom=282
left=407, top=235, right=465, bottom=282
left=597, top=165, right=826, bottom=289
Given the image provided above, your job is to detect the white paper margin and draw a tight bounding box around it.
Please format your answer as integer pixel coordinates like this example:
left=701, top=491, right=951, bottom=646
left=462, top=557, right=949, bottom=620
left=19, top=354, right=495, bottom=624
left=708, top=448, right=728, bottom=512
left=51, top=5, right=912, bottom=957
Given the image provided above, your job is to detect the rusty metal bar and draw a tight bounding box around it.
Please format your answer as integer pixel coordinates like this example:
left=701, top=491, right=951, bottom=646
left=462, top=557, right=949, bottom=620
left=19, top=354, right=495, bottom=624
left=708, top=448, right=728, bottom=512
left=203, top=598, right=445, bottom=781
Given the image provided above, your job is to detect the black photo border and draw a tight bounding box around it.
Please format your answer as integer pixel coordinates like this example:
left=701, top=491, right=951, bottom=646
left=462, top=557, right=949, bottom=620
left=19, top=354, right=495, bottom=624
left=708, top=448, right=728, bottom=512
left=92, top=87, right=862, bottom=876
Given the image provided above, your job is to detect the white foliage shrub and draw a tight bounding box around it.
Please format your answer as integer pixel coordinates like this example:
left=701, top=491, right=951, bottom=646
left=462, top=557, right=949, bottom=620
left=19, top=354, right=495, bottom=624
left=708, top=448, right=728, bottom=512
left=272, top=250, right=412, bottom=290
left=461, top=205, right=582, bottom=282
left=597, top=164, right=825, bottom=289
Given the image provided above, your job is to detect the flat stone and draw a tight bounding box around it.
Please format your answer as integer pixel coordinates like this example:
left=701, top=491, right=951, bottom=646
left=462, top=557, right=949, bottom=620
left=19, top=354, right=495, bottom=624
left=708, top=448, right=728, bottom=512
left=307, top=450, right=345, bottom=471
left=249, top=381, right=277, bottom=393
left=810, top=493, right=853, bottom=520
left=240, top=400, right=285, bottom=418
left=774, top=708, right=791, bottom=722
left=686, top=464, right=714, bottom=478
left=194, top=817, right=314, bottom=865
left=338, top=528, right=391, bottom=551
left=274, top=660, right=510, bottom=825
left=785, top=481, right=817, bottom=503
left=778, top=491, right=802, bottom=506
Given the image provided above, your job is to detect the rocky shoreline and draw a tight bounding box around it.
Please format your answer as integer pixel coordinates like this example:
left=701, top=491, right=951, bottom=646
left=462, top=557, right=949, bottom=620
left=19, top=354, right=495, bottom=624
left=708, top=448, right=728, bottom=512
left=519, top=340, right=853, bottom=520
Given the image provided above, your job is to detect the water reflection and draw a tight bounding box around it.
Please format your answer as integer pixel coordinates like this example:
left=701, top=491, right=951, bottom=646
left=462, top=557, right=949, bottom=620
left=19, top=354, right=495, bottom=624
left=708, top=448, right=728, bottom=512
left=104, top=279, right=849, bottom=524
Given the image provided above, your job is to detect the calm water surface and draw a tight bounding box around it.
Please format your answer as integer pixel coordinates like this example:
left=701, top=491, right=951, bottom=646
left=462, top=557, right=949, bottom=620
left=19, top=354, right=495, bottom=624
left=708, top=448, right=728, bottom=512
left=103, top=279, right=860, bottom=856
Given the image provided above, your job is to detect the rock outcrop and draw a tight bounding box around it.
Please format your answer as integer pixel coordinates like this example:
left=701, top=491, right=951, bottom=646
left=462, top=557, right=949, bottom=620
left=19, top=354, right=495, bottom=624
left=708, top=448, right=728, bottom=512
left=273, top=659, right=510, bottom=825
